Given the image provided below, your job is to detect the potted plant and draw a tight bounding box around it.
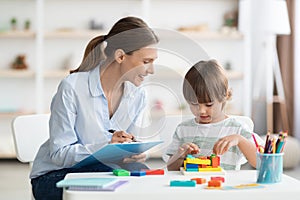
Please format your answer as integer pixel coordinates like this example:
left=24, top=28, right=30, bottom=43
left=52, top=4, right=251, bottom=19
left=10, top=17, right=17, bottom=30
left=24, top=19, right=31, bottom=31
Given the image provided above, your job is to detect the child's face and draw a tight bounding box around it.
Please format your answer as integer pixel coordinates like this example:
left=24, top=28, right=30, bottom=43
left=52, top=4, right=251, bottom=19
left=188, top=101, right=225, bottom=124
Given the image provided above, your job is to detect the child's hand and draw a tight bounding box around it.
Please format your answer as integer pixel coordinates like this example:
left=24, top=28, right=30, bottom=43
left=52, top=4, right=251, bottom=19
left=178, top=143, right=200, bottom=158
left=213, top=134, right=241, bottom=155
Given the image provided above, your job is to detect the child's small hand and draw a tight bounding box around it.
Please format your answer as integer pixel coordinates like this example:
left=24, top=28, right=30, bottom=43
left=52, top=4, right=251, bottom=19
left=213, top=134, right=241, bottom=155
left=178, top=143, right=200, bottom=158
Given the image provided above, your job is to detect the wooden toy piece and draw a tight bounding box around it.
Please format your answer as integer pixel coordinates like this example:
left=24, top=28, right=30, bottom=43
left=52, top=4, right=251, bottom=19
left=207, top=180, right=222, bottom=189
left=182, top=154, right=224, bottom=175
left=130, top=171, right=146, bottom=176
left=186, top=157, right=211, bottom=165
left=198, top=166, right=222, bottom=172
left=211, top=176, right=225, bottom=183
left=113, top=169, right=130, bottom=176
left=142, top=169, right=165, bottom=175
left=211, top=154, right=220, bottom=168
left=170, top=180, right=196, bottom=187
left=191, top=177, right=206, bottom=184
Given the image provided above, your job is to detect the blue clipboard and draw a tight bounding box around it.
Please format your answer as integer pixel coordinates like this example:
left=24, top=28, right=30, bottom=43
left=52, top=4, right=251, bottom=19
left=72, top=141, right=163, bottom=168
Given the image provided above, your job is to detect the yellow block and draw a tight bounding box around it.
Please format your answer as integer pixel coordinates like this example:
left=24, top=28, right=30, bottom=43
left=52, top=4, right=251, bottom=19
left=198, top=167, right=222, bottom=172
left=186, top=158, right=211, bottom=165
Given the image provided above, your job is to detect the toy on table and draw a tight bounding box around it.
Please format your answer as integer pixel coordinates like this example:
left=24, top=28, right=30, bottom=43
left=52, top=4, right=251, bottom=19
left=180, top=154, right=225, bottom=175
left=130, top=171, right=146, bottom=177
left=113, top=169, right=130, bottom=176
left=143, top=169, right=165, bottom=175
left=113, top=169, right=164, bottom=176
left=206, top=180, right=222, bottom=189
left=191, top=177, right=206, bottom=184
left=170, top=180, right=196, bottom=187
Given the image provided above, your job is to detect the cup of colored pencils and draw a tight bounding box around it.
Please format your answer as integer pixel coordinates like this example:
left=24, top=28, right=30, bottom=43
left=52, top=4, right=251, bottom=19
left=256, top=131, right=287, bottom=184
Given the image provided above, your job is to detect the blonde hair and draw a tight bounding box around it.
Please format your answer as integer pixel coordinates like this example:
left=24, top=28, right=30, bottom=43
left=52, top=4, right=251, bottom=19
left=183, top=59, right=232, bottom=106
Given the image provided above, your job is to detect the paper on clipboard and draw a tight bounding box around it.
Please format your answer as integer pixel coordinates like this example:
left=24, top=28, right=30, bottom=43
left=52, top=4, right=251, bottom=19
left=72, top=141, right=163, bottom=168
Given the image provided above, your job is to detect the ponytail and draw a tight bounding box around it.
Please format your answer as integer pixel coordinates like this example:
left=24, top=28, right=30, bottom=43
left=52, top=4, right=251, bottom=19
left=70, top=16, right=159, bottom=74
left=70, top=35, right=106, bottom=74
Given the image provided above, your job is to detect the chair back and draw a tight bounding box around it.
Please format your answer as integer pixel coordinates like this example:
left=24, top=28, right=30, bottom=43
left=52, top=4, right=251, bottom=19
left=11, top=114, right=50, bottom=163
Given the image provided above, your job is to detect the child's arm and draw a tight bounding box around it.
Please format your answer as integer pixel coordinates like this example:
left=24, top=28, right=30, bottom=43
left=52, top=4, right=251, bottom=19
left=167, top=143, right=200, bottom=171
left=213, top=135, right=257, bottom=168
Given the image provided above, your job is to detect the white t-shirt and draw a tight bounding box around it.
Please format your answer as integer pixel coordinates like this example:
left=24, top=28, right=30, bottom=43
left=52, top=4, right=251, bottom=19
left=165, top=117, right=264, bottom=170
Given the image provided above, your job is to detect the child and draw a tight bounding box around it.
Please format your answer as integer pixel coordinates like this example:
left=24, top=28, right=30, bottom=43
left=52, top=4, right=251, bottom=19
left=166, top=59, right=263, bottom=171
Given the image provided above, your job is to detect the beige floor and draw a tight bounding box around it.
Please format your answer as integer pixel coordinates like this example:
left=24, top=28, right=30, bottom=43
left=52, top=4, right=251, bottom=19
left=1, top=158, right=300, bottom=200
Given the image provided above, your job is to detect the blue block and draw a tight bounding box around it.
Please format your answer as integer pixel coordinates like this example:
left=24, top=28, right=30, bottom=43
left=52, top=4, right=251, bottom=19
left=170, top=180, right=196, bottom=187
left=130, top=171, right=146, bottom=176
left=186, top=164, right=198, bottom=168
left=186, top=154, right=194, bottom=158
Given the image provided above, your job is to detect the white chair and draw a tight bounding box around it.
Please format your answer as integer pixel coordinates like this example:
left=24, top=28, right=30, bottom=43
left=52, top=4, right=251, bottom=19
left=11, top=113, right=50, bottom=200
left=11, top=113, right=50, bottom=163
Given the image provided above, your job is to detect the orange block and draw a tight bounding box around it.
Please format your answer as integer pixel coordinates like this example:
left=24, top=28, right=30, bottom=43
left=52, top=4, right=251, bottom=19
left=191, top=178, right=206, bottom=184
left=208, top=180, right=222, bottom=187
left=211, top=176, right=225, bottom=183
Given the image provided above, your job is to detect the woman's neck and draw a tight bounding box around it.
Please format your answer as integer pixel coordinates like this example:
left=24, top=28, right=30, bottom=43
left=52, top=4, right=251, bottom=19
left=100, top=62, right=123, bottom=94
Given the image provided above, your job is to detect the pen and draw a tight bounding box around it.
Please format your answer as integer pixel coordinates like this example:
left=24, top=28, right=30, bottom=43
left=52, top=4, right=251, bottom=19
left=108, top=129, right=138, bottom=142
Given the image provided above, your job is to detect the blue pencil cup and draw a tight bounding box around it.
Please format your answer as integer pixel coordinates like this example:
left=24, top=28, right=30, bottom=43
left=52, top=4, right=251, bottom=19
left=256, top=153, right=283, bottom=184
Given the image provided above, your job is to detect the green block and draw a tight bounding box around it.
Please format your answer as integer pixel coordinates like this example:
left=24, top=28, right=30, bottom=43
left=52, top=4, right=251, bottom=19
left=113, top=169, right=130, bottom=176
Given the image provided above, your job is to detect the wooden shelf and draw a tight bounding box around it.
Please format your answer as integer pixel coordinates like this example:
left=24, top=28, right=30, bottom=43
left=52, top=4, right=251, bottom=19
left=0, top=69, right=35, bottom=78
left=44, top=69, right=69, bottom=78
left=181, top=31, right=243, bottom=40
left=45, top=30, right=106, bottom=39
left=0, top=30, right=242, bottom=40
left=0, top=31, right=35, bottom=39
left=0, top=111, right=35, bottom=118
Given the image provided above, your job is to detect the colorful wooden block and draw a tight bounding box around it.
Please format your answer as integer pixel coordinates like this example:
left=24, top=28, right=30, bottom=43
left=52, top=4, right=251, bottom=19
left=208, top=180, right=222, bottom=188
left=142, top=169, right=165, bottom=175
left=186, top=158, right=211, bottom=165
left=186, top=163, right=199, bottom=168
left=170, top=180, right=196, bottom=187
left=191, top=178, right=206, bottom=184
left=211, top=176, right=225, bottom=183
left=130, top=171, right=146, bottom=176
left=198, top=166, right=222, bottom=172
left=113, top=169, right=130, bottom=176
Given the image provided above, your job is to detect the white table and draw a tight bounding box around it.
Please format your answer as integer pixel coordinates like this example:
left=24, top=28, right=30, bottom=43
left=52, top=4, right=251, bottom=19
left=63, top=170, right=300, bottom=200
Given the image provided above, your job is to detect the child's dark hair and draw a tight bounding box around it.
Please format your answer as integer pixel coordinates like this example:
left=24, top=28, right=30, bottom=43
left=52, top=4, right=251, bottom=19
left=183, top=60, right=232, bottom=106
left=70, top=16, right=159, bottom=73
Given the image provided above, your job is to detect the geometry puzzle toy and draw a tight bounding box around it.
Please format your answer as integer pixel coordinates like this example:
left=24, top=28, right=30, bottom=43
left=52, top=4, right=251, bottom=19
left=180, top=154, right=225, bottom=175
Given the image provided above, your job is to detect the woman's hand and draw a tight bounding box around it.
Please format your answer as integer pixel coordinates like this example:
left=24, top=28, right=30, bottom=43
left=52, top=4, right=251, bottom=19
left=177, top=143, right=200, bottom=158
left=110, top=131, right=135, bottom=143
left=213, top=134, right=241, bottom=155
left=123, top=153, right=147, bottom=163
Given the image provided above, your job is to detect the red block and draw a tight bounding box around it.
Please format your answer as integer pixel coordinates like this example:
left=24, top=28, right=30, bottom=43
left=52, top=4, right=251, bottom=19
left=211, top=176, right=225, bottom=183
left=143, top=169, right=164, bottom=175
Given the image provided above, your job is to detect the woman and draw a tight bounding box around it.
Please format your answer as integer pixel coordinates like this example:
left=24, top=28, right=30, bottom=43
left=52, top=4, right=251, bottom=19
left=30, top=16, right=159, bottom=200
